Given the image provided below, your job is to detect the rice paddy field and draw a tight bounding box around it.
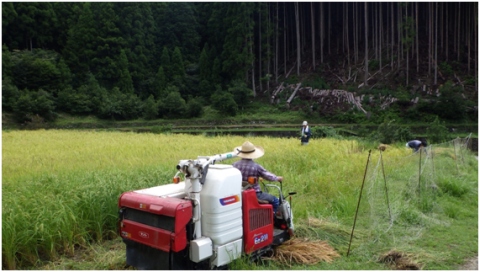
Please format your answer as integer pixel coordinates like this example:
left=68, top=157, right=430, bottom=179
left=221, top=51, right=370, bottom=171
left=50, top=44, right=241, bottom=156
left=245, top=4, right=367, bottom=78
left=2, top=129, right=478, bottom=270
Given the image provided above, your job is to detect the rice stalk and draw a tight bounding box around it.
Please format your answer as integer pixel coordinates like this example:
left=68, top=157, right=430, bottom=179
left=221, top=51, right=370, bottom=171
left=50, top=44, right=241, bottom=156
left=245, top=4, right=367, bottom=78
left=265, top=238, right=340, bottom=267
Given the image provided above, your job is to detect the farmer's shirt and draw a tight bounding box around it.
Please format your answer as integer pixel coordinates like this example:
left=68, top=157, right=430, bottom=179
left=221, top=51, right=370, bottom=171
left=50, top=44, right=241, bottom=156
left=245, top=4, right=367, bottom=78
left=301, top=125, right=310, bottom=136
left=233, top=159, right=279, bottom=192
left=407, top=140, right=422, bottom=149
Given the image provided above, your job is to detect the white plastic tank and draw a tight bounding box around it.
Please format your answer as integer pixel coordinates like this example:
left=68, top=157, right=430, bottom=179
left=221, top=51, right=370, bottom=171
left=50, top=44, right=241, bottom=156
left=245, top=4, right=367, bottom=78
left=200, top=164, right=243, bottom=246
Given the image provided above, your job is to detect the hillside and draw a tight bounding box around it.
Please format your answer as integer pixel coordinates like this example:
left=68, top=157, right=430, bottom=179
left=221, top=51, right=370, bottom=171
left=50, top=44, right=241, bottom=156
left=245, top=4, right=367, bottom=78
left=2, top=3, right=477, bottom=127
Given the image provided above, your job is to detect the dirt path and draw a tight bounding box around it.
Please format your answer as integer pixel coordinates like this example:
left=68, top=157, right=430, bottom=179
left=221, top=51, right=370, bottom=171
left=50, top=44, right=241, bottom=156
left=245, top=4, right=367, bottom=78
left=459, top=257, right=478, bottom=270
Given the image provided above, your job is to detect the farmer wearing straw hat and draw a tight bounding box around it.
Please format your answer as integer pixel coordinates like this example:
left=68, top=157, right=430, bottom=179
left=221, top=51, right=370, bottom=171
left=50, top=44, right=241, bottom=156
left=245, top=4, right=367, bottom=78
left=301, top=121, right=311, bottom=145
left=233, top=141, right=283, bottom=212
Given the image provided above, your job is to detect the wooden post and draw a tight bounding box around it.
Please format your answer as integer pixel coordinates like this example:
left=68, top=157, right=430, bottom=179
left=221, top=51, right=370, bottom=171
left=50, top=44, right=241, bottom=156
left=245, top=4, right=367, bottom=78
left=418, top=148, right=422, bottom=198
left=453, top=139, right=459, bottom=174
left=347, top=150, right=371, bottom=257
left=380, top=150, right=392, bottom=223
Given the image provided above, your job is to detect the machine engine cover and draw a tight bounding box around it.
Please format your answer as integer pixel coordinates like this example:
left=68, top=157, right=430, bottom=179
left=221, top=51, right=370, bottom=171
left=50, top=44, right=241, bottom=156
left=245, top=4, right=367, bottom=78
left=119, top=191, right=192, bottom=252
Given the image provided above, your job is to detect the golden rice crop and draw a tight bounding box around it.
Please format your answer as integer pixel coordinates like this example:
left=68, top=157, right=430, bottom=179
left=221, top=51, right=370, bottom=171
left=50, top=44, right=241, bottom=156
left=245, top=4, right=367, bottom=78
left=3, top=130, right=376, bottom=268
left=3, top=129, right=474, bottom=269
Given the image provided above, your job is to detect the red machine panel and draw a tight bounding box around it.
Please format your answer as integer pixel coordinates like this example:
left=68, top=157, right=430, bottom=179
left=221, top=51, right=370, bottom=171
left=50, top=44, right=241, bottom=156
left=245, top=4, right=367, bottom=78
left=242, top=189, right=273, bottom=254
left=119, top=191, right=192, bottom=252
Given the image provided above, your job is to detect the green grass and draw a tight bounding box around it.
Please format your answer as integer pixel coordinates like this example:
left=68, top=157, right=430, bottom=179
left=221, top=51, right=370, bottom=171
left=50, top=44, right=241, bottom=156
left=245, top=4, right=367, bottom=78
left=2, top=130, right=477, bottom=269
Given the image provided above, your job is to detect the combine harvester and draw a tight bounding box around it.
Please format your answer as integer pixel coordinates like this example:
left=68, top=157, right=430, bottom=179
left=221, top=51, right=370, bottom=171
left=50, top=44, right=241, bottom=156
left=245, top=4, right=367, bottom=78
left=118, top=150, right=296, bottom=269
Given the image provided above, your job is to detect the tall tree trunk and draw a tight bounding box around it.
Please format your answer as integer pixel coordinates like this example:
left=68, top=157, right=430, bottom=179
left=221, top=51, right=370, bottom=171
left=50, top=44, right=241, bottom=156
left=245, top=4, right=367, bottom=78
left=258, top=5, right=262, bottom=93
left=320, top=2, right=324, bottom=63
left=391, top=3, right=394, bottom=68
left=446, top=2, right=448, bottom=61
left=428, top=3, right=433, bottom=75
left=467, top=4, right=471, bottom=74
left=355, top=3, right=358, bottom=63
left=267, top=5, right=271, bottom=92
left=475, top=3, right=478, bottom=91
left=440, top=3, right=443, bottom=50
left=250, top=34, right=256, bottom=97
left=457, top=3, right=460, bottom=61
left=364, top=2, right=368, bottom=86
left=379, top=3, right=382, bottom=71
left=416, top=3, right=419, bottom=72
left=374, top=3, right=377, bottom=60
left=283, top=3, right=288, bottom=76
left=397, top=4, right=401, bottom=69
left=328, top=3, right=331, bottom=54
left=346, top=3, right=350, bottom=68
left=311, top=2, right=315, bottom=71
left=295, top=2, right=300, bottom=75
left=275, top=3, right=278, bottom=83
left=406, top=4, right=409, bottom=86
left=435, top=2, right=438, bottom=85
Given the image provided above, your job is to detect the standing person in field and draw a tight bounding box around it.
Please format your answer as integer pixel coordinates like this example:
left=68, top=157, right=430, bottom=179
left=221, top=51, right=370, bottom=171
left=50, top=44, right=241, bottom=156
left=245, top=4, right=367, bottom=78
left=233, top=141, right=283, bottom=213
left=406, top=139, right=428, bottom=153
left=301, top=121, right=311, bottom=145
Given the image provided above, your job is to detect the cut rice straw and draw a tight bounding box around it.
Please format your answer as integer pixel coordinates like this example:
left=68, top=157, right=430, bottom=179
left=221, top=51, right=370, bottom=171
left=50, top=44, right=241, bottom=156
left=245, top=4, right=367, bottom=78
left=265, top=238, right=340, bottom=267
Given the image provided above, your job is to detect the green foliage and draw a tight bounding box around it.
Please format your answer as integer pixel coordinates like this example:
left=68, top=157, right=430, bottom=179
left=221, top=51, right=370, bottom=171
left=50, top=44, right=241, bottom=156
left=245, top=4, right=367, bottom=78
left=426, top=116, right=448, bottom=144
left=150, top=125, right=172, bottom=134
left=285, top=74, right=299, bottom=85
left=13, top=89, right=56, bottom=122
left=395, top=126, right=414, bottom=143
left=437, top=176, right=470, bottom=198
left=198, top=43, right=211, bottom=81
left=198, top=79, right=213, bottom=99
left=2, top=77, right=21, bottom=111
left=439, top=62, right=454, bottom=77
left=368, top=59, right=380, bottom=71
left=374, top=118, right=412, bottom=144
left=9, top=49, right=69, bottom=92
left=97, top=87, right=142, bottom=120
left=157, top=3, right=200, bottom=62
left=220, top=3, right=254, bottom=82
left=435, top=82, right=468, bottom=120
left=116, top=49, right=134, bottom=94
left=161, top=86, right=187, bottom=118
left=185, top=99, right=204, bottom=118
left=153, top=66, right=167, bottom=99
left=304, top=76, right=329, bottom=90
left=211, top=86, right=238, bottom=116
left=57, top=87, right=94, bottom=115
left=228, top=79, right=253, bottom=107
left=1, top=2, right=477, bottom=125
left=331, top=109, right=365, bottom=123
left=143, top=95, right=158, bottom=120
left=160, top=47, right=171, bottom=78
left=401, top=15, right=415, bottom=49
left=311, top=126, right=339, bottom=139
left=170, top=47, right=185, bottom=80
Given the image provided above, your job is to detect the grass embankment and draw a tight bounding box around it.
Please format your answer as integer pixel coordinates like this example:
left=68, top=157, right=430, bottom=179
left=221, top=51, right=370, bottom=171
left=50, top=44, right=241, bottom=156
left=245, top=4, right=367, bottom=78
left=2, top=130, right=477, bottom=269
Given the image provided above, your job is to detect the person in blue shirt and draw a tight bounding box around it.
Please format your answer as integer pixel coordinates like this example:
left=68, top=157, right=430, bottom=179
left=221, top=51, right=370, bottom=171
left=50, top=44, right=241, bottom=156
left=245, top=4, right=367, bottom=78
left=406, top=139, right=428, bottom=153
left=301, top=121, right=311, bottom=145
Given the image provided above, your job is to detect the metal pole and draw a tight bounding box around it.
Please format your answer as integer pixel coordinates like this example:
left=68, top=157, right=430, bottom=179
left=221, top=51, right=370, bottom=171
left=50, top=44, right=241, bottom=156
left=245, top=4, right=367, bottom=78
left=347, top=150, right=371, bottom=257
left=380, top=150, right=392, bottom=223
left=431, top=146, right=435, bottom=184
left=418, top=148, right=422, bottom=197
left=453, top=139, right=459, bottom=174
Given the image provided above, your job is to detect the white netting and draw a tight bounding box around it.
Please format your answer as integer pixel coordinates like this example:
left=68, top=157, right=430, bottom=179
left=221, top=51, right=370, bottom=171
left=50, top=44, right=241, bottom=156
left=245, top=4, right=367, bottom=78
left=357, top=135, right=477, bottom=241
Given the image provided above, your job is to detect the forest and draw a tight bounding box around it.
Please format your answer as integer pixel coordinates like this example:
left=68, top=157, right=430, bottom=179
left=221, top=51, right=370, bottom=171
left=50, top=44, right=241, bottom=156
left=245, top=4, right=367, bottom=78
left=1, top=2, right=478, bottom=125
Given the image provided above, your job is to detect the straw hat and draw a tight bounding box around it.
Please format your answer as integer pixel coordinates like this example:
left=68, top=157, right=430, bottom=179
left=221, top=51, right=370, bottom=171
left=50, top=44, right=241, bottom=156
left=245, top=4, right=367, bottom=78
left=234, top=141, right=265, bottom=159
